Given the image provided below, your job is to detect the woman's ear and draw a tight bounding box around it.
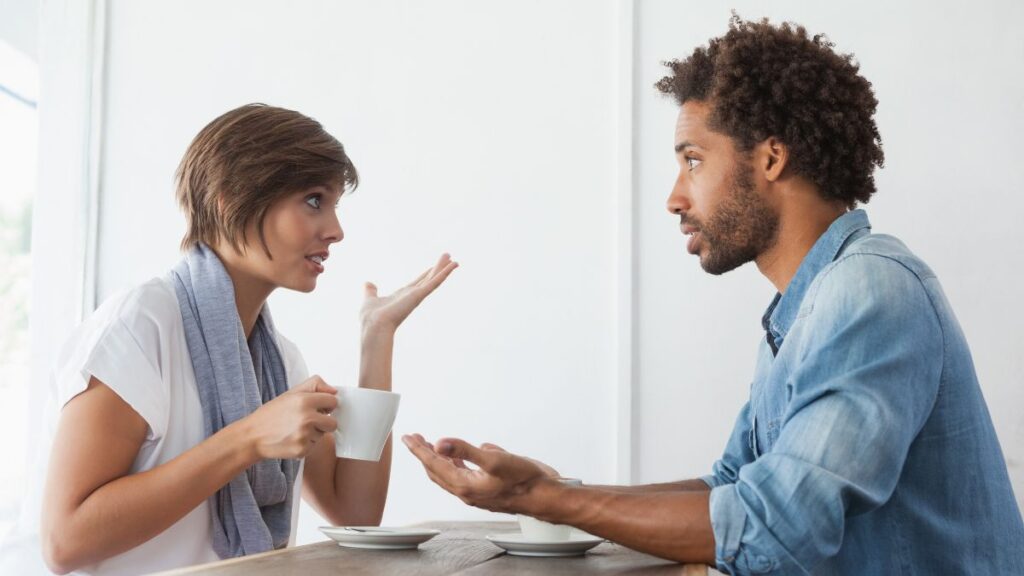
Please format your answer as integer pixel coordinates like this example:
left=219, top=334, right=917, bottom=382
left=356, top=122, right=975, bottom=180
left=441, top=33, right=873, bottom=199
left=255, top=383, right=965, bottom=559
left=756, top=137, right=789, bottom=183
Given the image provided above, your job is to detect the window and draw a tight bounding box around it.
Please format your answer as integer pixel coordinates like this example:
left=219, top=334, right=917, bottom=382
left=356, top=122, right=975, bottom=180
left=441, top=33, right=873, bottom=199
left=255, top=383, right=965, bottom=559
left=0, top=38, right=38, bottom=540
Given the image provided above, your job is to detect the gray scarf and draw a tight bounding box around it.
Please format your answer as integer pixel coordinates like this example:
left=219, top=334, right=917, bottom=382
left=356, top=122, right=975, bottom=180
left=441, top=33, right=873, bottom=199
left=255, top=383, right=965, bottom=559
left=169, top=243, right=298, bottom=559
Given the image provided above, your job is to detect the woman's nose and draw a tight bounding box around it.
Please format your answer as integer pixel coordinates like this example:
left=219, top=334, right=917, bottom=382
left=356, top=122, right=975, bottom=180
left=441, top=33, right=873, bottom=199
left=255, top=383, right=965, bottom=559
left=325, top=212, right=344, bottom=243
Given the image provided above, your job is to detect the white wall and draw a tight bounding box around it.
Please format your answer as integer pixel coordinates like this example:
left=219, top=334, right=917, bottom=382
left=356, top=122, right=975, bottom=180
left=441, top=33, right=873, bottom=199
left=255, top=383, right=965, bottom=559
left=94, top=0, right=620, bottom=544
left=633, top=0, right=1024, bottom=509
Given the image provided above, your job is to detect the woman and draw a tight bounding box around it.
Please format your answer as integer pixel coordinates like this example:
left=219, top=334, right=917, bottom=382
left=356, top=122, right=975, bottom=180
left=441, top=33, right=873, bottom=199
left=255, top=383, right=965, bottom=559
left=31, top=104, right=457, bottom=574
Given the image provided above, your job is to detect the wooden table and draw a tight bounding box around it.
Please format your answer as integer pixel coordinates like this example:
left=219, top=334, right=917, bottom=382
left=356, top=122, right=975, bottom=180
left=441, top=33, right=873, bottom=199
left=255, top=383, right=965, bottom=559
left=150, top=521, right=722, bottom=575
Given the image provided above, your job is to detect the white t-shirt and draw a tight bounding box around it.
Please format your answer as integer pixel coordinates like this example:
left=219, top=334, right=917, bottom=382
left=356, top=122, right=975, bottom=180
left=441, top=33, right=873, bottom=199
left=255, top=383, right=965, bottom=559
left=1, top=277, right=309, bottom=575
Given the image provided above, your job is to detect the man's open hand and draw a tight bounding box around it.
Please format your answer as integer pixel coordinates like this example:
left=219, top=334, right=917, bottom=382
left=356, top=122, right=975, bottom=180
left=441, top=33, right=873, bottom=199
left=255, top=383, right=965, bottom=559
left=401, top=433, right=555, bottom=514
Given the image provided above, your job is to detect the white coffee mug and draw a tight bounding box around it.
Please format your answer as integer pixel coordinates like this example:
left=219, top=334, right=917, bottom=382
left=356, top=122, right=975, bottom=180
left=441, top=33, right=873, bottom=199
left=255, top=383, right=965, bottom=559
left=517, top=477, right=583, bottom=541
left=332, top=387, right=401, bottom=461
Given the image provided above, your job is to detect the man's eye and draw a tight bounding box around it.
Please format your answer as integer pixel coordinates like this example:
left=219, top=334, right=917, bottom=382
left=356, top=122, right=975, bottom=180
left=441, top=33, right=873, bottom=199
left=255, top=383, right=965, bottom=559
left=686, top=157, right=702, bottom=171
left=305, top=195, right=321, bottom=209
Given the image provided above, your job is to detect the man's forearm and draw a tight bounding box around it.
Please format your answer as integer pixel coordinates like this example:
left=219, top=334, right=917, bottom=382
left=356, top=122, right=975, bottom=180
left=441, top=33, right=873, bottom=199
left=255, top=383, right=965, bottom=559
left=586, top=479, right=711, bottom=494
left=522, top=481, right=716, bottom=564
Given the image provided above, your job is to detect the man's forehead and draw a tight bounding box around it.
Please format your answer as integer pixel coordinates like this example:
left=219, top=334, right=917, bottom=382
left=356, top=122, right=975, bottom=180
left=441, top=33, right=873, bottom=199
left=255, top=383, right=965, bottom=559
left=674, top=100, right=712, bottom=148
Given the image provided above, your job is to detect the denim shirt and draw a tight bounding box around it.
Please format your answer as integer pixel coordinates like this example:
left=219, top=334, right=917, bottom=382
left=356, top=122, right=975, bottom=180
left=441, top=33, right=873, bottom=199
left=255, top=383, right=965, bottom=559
left=702, top=210, right=1024, bottom=575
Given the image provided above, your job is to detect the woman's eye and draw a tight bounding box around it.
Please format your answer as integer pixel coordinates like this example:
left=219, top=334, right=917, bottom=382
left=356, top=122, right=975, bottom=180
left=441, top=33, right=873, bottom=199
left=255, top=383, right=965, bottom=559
left=686, top=157, right=702, bottom=171
left=305, top=195, right=321, bottom=209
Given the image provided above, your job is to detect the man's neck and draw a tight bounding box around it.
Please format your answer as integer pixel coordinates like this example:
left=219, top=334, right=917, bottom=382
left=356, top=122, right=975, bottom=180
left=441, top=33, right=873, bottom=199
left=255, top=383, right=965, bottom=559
left=756, top=201, right=847, bottom=294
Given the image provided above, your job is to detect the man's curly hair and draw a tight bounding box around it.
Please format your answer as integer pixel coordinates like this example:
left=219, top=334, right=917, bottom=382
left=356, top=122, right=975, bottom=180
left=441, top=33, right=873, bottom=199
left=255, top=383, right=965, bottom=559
left=656, top=15, right=884, bottom=207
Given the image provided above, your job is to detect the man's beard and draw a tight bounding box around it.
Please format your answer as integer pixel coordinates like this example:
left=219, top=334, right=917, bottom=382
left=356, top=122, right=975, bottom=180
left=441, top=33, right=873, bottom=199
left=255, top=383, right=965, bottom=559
left=687, top=159, right=780, bottom=275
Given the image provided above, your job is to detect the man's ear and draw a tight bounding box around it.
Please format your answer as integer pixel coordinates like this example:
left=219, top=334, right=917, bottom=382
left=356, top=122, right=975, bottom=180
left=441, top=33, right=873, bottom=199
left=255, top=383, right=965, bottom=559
left=756, top=137, right=789, bottom=183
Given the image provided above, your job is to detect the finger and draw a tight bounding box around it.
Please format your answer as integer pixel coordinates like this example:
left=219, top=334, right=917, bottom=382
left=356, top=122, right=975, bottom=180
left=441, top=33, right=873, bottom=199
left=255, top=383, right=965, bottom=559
left=364, top=282, right=378, bottom=298
left=293, top=375, right=326, bottom=393
left=403, top=434, right=446, bottom=465
left=409, top=253, right=452, bottom=288
left=306, top=392, right=339, bottom=412
left=402, top=434, right=463, bottom=480
left=312, top=413, right=338, bottom=433
left=405, top=267, right=433, bottom=289
left=423, top=261, right=458, bottom=292
left=452, top=458, right=469, bottom=470
left=412, top=261, right=457, bottom=299
left=311, top=377, right=338, bottom=395
left=422, top=439, right=459, bottom=466
left=431, top=253, right=452, bottom=275
left=414, top=435, right=448, bottom=461
left=435, top=437, right=497, bottom=471
left=480, top=442, right=507, bottom=453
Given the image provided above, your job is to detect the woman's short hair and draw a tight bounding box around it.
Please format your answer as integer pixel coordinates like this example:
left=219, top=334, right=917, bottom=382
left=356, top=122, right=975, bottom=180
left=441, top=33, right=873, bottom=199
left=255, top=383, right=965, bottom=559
left=175, top=103, right=358, bottom=256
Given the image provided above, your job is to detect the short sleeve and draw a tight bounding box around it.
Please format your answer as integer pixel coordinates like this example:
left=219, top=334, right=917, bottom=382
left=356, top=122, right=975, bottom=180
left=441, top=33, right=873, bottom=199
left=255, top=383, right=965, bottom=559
left=53, top=287, right=172, bottom=441
left=275, top=332, right=310, bottom=390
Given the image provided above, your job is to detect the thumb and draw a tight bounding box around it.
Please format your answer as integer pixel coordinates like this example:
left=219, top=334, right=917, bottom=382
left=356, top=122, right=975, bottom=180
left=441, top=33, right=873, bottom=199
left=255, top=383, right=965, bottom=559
left=436, top=438, right=496, bottom=470
left=364, top=282, right=378, bottom=298
left=295, top=375, right=337, bottom=394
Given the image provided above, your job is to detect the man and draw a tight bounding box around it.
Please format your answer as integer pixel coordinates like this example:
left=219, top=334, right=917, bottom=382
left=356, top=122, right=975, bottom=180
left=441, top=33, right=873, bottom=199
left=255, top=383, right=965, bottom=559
left=403, top=16, right=1024, bottom=575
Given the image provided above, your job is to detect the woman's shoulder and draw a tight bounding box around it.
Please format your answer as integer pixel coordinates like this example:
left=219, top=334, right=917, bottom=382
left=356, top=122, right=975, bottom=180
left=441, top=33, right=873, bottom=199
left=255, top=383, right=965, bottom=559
left=53, top=277, right=183, bottom=418
left=61, top=277, right=182, bottom=368
left=92, top=277, right=182, bottom=346
left=116, top=276, right=180, bottom=321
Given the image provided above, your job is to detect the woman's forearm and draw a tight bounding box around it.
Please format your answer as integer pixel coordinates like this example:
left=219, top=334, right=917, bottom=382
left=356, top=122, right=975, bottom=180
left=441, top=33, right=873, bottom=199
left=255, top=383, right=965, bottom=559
left=328, top=327, right=395, bottom=524
left=43, top=420, right=257, bottom=574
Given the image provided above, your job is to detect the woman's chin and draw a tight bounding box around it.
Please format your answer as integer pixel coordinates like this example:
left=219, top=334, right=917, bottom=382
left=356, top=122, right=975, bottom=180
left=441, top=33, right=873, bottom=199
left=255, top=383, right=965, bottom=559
left=281, top=277, right=317, bottom=293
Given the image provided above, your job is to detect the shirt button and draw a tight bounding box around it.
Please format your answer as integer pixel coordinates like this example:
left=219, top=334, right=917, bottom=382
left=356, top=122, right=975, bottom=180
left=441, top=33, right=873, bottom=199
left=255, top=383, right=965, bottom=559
left=751, top=556, right=774, bottom=573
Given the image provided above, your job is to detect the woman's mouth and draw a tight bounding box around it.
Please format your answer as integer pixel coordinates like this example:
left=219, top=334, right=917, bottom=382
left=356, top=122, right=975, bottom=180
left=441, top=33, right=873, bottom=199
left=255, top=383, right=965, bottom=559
left=305, top=253, right=327, bottom=273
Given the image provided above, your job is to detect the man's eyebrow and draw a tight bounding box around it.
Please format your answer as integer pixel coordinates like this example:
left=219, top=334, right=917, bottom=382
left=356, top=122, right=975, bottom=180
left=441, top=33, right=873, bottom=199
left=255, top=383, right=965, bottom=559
left=674, top=140, right=697, bottom=153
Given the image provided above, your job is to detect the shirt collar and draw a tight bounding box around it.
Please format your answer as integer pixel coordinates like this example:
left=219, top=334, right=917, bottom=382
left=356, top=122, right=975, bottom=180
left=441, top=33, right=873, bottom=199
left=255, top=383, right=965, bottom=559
left=763, top=209, right=872, bottom=345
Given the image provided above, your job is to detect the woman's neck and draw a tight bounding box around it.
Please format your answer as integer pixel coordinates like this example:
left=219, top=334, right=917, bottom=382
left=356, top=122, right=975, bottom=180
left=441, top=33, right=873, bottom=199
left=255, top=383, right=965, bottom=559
left=209, top=245, right=275, bottom=339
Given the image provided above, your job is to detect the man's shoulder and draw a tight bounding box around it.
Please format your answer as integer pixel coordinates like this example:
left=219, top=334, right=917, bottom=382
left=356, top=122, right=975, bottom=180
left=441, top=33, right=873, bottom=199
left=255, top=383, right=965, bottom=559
left=803, top=233, right=940, bottom=319
left=834, top=233, right=936, bottom=283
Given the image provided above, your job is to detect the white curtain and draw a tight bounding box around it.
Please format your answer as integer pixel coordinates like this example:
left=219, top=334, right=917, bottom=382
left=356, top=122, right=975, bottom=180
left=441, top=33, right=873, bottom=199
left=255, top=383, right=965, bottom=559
left=1, top=0, right=101, bottom=572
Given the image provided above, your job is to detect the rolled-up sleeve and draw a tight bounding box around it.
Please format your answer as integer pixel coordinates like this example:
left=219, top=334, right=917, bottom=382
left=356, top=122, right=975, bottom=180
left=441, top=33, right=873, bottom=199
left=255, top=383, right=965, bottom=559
left=703, top=400, right=756, bottom=489
left=709, top=255, right=944, bottom=575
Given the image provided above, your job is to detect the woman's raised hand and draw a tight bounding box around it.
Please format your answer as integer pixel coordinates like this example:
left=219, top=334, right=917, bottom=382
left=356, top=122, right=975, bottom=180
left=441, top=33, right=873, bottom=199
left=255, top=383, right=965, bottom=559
left=360, top=253, right=458, bottom=334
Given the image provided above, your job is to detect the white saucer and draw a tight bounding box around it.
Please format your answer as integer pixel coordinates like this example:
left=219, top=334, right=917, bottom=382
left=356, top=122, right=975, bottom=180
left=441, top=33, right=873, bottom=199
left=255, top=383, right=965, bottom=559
left=485, top=532, right=605, bottom=557
left=319, top=526, right=441, bottom=550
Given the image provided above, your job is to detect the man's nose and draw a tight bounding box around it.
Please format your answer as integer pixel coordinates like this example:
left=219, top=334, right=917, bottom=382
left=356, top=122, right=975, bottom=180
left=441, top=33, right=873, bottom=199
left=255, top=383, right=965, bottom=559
left=666, top=175, right=691, bottom=215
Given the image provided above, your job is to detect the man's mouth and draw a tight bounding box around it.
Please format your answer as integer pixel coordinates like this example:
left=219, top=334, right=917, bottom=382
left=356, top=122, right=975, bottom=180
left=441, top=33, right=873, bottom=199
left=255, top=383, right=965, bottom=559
left=680, top=224, right=702, bottom=255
